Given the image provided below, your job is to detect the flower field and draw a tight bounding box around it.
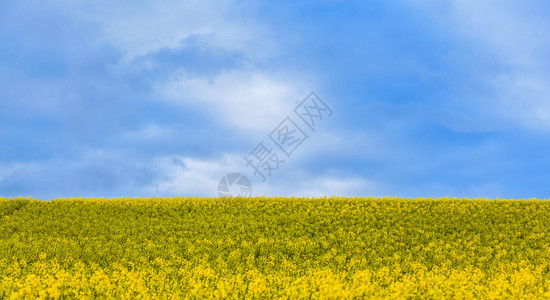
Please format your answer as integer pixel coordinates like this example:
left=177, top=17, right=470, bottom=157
left=1, top=196, right=549, bottom=299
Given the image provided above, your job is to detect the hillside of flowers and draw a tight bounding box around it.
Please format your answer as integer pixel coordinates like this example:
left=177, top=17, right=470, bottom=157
left=1, top=196, right=549, bottom=299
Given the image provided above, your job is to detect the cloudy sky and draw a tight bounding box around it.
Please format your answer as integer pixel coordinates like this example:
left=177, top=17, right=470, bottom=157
left=1, top=0, right=550, bottom=200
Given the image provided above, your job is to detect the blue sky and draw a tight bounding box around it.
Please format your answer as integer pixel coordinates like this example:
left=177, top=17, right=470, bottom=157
left=1, top=0, right=550, bottom=200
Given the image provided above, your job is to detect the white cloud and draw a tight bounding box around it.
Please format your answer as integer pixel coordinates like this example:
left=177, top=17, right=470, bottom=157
left=123, top=124, right=175, bottom=141
left=143, top=152, right=380, bottom=197
left=286, top=176, right=378, bottom=197
left=421, top=0, right=550, bottom=131
left=146, top=154, right=244, bottom=197
left=0, top=163, right=40, bottom=183
left=156, top=69, right=312, bottom=133
left=64, top=0, right=278, bottom=60
left=447, top=1, right=549, bottom=70
left=487, top=73, right=550, bottom=127
left=248, top=172, right=379, bottom=197
left=53, top=0, right=320, bottom=135
left=63, top=0, right=318, bottom=135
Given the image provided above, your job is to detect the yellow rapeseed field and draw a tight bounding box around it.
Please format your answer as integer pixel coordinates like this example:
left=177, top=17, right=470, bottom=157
left=0, top=196, right=549, bottom=299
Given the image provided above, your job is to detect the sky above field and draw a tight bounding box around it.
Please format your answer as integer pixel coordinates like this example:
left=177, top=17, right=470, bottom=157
left=1, top=0, right=550, bottom=200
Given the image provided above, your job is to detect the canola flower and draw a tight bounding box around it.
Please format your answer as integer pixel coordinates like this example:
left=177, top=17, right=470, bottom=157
left=0, top=196, right=549, bottom=299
